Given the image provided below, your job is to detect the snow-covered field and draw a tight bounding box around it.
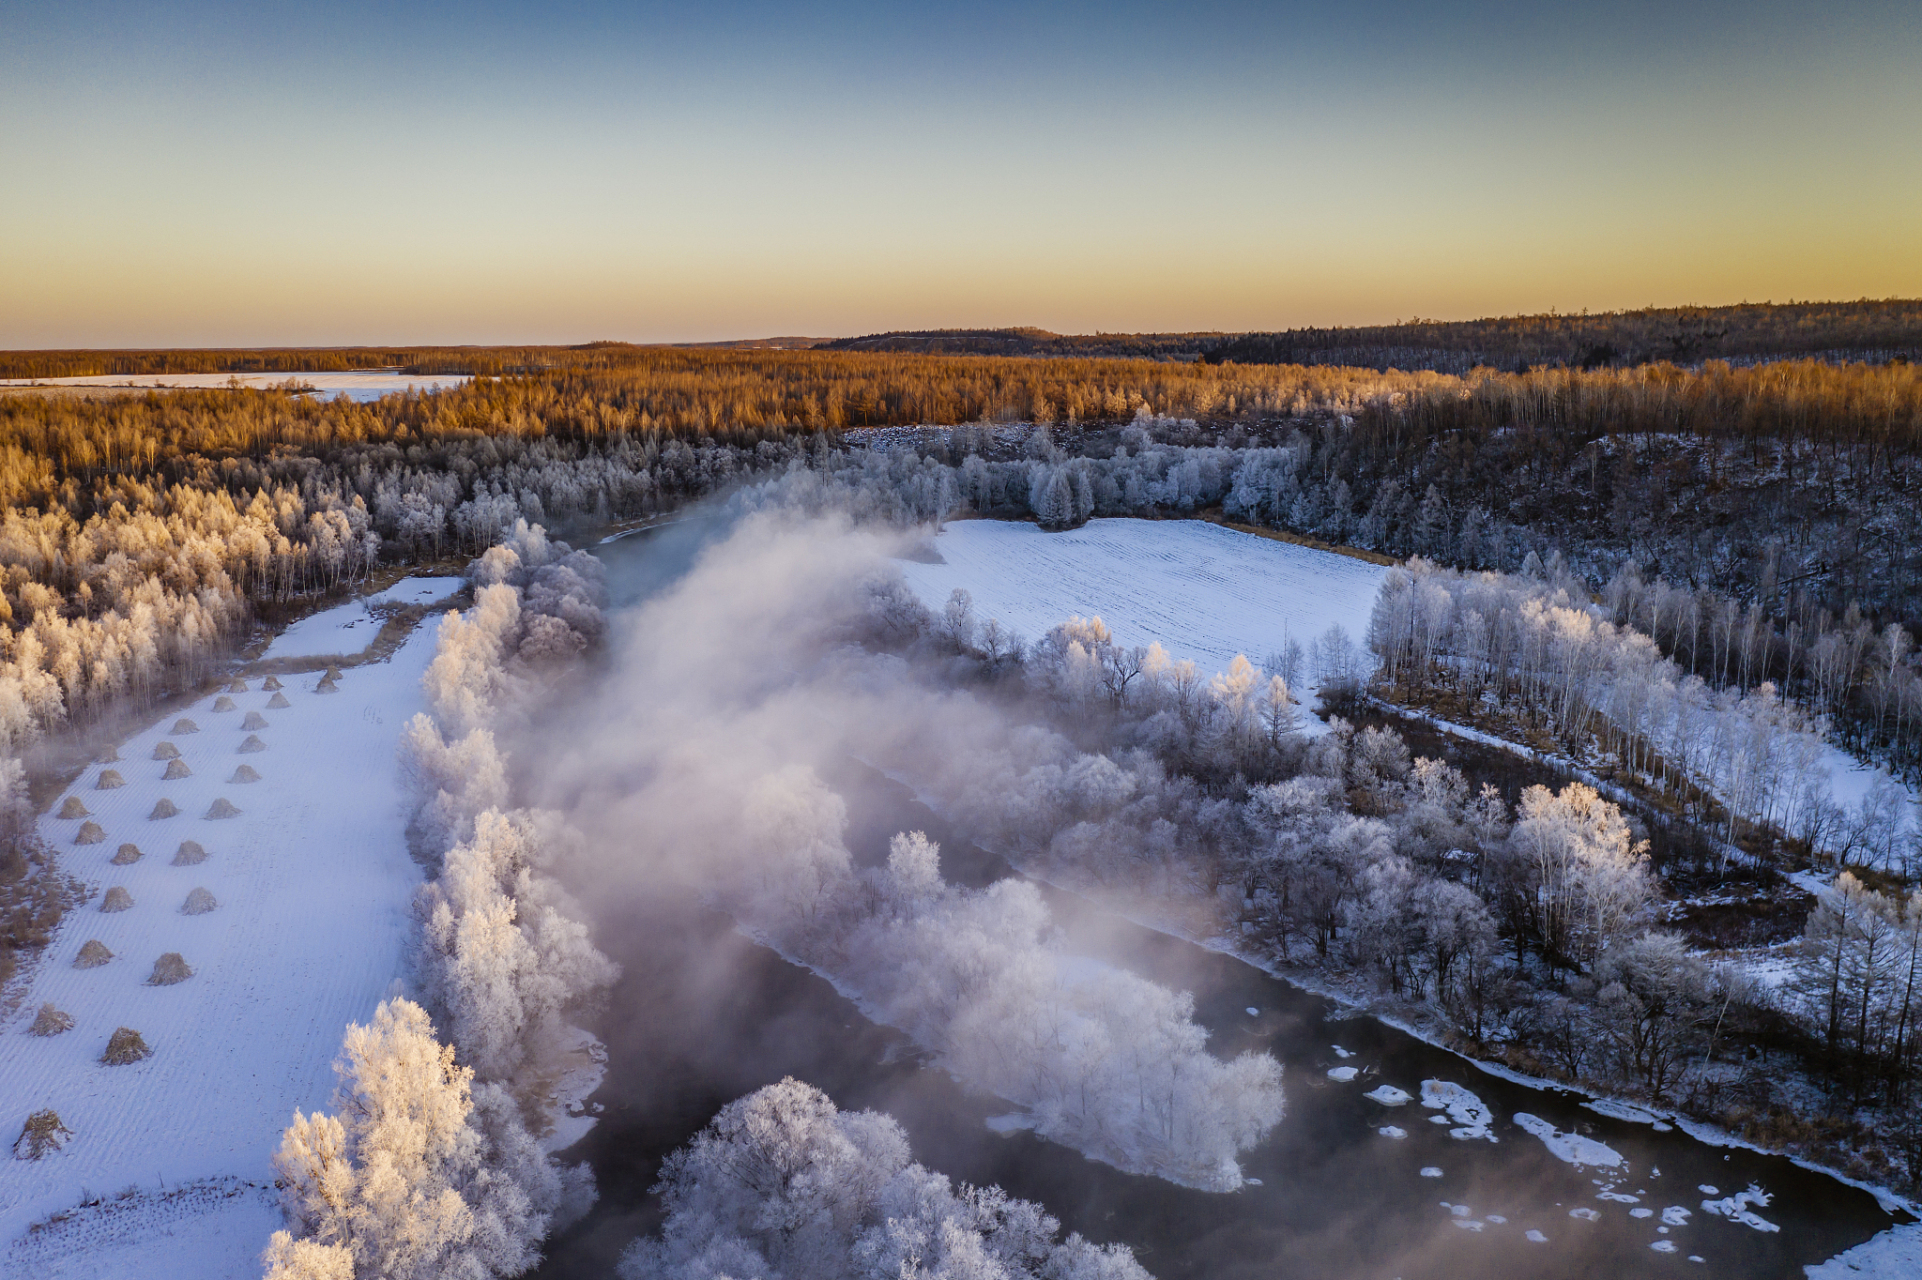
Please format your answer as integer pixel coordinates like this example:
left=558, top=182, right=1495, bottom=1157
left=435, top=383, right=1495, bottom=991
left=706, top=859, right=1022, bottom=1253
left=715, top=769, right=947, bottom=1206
left=0, top=372, right=471, bottom=402
left=262, top=576, right=465, bottom=661
left=896, top=518, right=1386, bottom=698
left=0, top=609, right=438, bottom=1273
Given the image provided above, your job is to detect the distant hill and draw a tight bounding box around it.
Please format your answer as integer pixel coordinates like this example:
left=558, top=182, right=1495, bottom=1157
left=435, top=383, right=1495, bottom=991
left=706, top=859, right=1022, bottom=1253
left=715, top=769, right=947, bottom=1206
left=815, top=328, right=1225, bottom=361
left=1200, top=299, right=1922, bottom=373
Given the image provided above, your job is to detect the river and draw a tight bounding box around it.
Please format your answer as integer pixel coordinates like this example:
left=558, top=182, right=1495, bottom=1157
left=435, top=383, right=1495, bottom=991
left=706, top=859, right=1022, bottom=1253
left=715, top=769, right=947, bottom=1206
left=529, top=519, right=1903, bottom=1279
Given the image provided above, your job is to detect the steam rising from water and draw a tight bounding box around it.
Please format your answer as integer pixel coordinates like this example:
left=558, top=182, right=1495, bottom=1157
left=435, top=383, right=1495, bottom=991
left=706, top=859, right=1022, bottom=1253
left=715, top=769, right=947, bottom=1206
left=530, top=511, right=1284, bottom=1189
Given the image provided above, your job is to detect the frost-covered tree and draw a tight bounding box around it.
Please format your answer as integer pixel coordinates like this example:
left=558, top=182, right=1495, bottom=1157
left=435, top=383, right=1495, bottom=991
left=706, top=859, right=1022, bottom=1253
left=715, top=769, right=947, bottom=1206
left=267, top=999, right=568, bottom=1280
left=617, top=1078, right=1150, bottom=1280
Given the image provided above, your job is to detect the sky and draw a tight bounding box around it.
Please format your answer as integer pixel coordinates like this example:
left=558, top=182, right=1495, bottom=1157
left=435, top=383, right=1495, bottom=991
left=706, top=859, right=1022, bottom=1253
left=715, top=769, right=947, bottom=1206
left=3, top=0, right=1918, bottom=347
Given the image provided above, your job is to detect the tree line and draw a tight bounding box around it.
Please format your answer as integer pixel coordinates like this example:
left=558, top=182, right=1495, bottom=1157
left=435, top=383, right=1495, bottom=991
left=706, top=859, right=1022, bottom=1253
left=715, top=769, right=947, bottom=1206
left=1204, top=298, right=1922, bottom=373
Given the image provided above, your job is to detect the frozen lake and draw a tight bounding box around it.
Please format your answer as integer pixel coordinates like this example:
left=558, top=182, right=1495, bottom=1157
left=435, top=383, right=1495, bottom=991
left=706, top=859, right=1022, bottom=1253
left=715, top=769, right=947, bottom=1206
left=0, top=371, right=472, bottom=402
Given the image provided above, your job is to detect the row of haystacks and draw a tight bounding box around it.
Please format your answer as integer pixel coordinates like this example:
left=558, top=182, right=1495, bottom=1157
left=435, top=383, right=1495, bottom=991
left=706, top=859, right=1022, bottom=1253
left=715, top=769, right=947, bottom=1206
left=66, top=944, right=195, bottom=983
left=17, top=668, right=332, bottom=1163
left=94, top=885, right=219, bottom=915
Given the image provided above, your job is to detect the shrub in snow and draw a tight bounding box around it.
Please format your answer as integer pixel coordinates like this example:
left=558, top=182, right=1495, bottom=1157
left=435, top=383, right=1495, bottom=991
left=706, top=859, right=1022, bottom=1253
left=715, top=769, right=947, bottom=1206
left=205, top=797, right=240, bottom=819
left=617, top=1078, right=1150, bottom=1280
left=101, top=1027, right=152, bottom=1064
left=212, top=695, right=237, bottom=713
left=268, top=999, right=576, bottom=1280
left=162, top=758, right=192, bottom=780
left=262, top=675, right=283, bottom=691
left=171, top=718, right=199, bottom=734
left=172, top=839, right=208, bottom=866
left=242, top=711, right=269, bottom=730
left=239, top=734, right=268, bottom=753
left=229, top=765, right=261, bottom=784
left=111, top=842, right=142, bottom=865
left=29, top=1003, right=74, bottom=1036
left=57, top=797, right=89, bottom=819
left=74, top=821, right=105, bottom=844
left=148, top=952, right=193, bottom=985
left=95, top=769, right=125, bottom=790
left=148, top=798, right=179, bottom=819
left=100, top=886, right=133, bottom=912
left=268, top=692, right=292, bottom=709
left=153, top=741, right=180, bottom=760
left=181, top=887, right=219, bottom=915
left=74, top=939, right=112, bottom=968
left=13, top=1110, right=73, bottom=1160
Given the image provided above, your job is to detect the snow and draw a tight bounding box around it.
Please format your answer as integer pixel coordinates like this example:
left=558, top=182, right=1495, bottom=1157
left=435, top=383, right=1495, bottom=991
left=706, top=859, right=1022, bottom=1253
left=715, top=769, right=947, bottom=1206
left=896, top=518, right=1386, bottom=702
left=1244, top=1006, right=1259, bottom=1016
left=1421, top=1080, right=1497, bottom=1141
left=1512, top=1113, right=1625, bottom=1169
left=262, top=577, right=465, bottom=660
left=1582, top=1098, right=1660, bottom=1125
left=1325, top=1066, right=1358, bottom=1082
left=0, top=371, right=472, bottom=403
left=1701, top=1185, right=1780, bottom=1233
left=1526, top=1229, right=1548, bottom=1243
left=1365, top=1085, right=1412, bottom=1106
left=1420, top=1167, right=1443, bottom=1178
left=1379, top=1127, right=1408, bottom=1139
left=1806, top=1222, right=1922, bottom=1279
left=0, top=618, right=437, bottom=1270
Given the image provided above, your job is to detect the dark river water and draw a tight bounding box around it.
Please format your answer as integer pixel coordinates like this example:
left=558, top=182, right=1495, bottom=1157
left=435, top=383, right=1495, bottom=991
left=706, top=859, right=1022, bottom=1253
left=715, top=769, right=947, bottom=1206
left=529, top=520, right=1903, bottom=1279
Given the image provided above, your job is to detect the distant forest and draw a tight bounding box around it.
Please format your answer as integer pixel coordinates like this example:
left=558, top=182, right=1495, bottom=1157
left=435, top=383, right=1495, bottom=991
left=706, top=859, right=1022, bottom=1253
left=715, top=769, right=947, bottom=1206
left=1202, top=299, right=1922, bottom=373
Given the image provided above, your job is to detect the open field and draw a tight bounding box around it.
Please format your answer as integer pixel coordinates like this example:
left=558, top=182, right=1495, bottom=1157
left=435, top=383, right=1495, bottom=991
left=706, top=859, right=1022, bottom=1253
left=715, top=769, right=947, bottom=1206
left=0, top=602, right=440, bottom=1274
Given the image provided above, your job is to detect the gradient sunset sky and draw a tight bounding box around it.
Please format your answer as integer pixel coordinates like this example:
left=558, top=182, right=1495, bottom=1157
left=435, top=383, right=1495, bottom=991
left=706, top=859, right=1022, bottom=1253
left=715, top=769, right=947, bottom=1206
left=4, top=0, right=1918, bottom=347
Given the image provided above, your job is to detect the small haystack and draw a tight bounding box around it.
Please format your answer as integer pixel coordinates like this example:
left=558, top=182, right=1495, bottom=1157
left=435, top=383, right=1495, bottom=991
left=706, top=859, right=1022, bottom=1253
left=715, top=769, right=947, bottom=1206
left=262, top=675, right=284, bottom=691
left=181, top=887, right=218, bottom=915
left=315, top=677, right=340, bottom=694
left=267, top=692, right=292, bottom=709
left=75, top=821, right=105, bottom=845
left=212, top=695, right=237, bottom=713
left=241, top=711, right=269, bottom=730
left=57, top=797, right=90, bottom=819
left=227, top=677, right=250, bottom=693
left=170, top=718, right=199, bottom=735
left=101, top=1027, right=153, bottom=1063
left=29, top=1003, right=74, bottom=1037
left=148, top=799, right=179, bottom=820
left=96, top=770, right=125, bottom=790
left=323, top=665, right=342, bottom=681
left=148, top=952, right=193, bottom=985
left=74, top=939, right=113, bottom=969
left=13, top=1110, right=74, bottom=1159
left=111, top=842, right=142, bottom=865
left=204, top=798, right=241, bottom=819
left=95, top=745, right=121, bottom=763
left=162, top=758, right=193, bottom=780
left=99, top=886, right=134, bottom=912
left=172, top=840, right=208, bottom=866
left=229, top=765, right=261, bottom=784
left=238, top=734, right=267, bottom=754
left=153, top=741, right=181, bottom=761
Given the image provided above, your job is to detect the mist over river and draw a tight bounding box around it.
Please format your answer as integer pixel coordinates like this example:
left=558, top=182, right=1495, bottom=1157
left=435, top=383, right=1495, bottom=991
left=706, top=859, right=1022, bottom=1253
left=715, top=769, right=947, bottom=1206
left=528, top=518, right=1904, bottom=1279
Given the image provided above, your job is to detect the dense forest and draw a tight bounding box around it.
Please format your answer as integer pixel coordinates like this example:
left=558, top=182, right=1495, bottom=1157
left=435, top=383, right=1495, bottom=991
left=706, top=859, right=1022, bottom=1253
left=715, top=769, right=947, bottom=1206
left=0, top=351, right=1917, bottom=777
left=1203, top=299, right=1922, bottom=373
